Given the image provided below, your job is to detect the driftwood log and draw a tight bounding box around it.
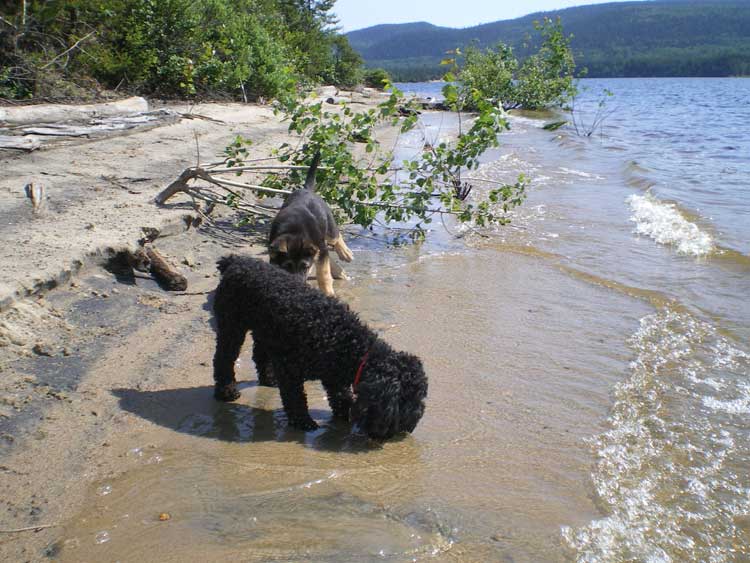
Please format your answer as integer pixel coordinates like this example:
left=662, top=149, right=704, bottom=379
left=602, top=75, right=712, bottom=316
left=0, top=96, right=149, bottom=126
left=143, top=244, right=187, bottom=291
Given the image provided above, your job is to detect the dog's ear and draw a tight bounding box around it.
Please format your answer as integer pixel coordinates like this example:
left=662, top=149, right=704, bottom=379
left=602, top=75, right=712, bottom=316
left=270, top=235, right=290, bottom=254
left=355, top=376, right=402, bottom=439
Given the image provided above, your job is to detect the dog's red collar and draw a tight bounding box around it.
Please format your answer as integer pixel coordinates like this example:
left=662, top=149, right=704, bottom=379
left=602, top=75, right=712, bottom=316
left=353, top=350, right=370, bottom=392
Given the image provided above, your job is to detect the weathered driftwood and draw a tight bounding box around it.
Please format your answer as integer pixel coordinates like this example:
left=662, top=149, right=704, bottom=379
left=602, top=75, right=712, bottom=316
left=1, top=110, right=179, bottom=151
left=0, top=96, right=149, bottom=126
left=154, top=168, right=215, bottom=205
left=207, top=165, right=331, bottom=174
left=0, top=135, right=41, bottom=151
left=155, top=167, right=292, bottom=205
left=125, top=247, right=151, bottom=273
left=143, top=244, right=187, bottom=291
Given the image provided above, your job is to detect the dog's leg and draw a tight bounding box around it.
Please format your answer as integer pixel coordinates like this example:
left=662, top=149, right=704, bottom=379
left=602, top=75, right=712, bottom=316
left=212, top=318, right=245, bottom=402
left=274, top=360, right=319, bottom=431
left=315, top=253, right=335, bottom=297
left=332, top=234, right=353, bottom=263
left=252, top=339, right=277, bottom=387
left=323, top=381, right=354, bottom=421
left=329, top=259, right=349, bottom=281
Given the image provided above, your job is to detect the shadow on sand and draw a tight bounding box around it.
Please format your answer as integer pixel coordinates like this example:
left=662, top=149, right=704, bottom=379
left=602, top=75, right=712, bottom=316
left=112, top=383, right=382, bottom=453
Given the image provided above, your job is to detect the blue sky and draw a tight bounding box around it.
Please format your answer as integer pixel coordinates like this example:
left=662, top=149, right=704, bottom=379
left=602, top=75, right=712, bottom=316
left=333, top=0, right=639, bottom=31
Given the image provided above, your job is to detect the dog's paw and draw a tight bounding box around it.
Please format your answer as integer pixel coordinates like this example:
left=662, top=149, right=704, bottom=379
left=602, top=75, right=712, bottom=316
left=330, top=261, right=349, bottom=280
left=214, top=384, right=241, bottom=402
left=289, top=416, right=319, bottom=432
left=337, top=246, right=354, bottom=263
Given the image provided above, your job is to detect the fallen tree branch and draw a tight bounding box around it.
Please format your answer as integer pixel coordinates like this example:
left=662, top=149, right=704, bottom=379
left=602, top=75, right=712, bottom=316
left=159, top=166, right=469, bottom=220
left=143, top=244, right=187, bottom=291
left=203, top=176, right=292, bottom=196
left=178, top=112, right=226, bottom=124
left=154, top=168, right=213, bottom=204
left=206, top=164, right=332, bottom=174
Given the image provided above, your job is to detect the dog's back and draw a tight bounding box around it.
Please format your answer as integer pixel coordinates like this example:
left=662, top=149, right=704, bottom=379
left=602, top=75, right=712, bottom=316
left=214, top=255, right=359, bottom=339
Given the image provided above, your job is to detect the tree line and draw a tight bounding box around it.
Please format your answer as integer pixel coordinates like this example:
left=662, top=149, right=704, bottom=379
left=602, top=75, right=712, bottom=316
left=0, top=0, right=369, bottom=100
left=347, top=0, right=750, bottom=80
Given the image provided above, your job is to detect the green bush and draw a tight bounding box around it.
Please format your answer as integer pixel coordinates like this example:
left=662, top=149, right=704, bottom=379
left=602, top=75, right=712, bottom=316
left=0, top=0, right=360, bottom=101
left=459, top=43, right=517, bottom=107
left=362, top=68, right=391, bottom=89
left=459, top=17, right=576, bottom=110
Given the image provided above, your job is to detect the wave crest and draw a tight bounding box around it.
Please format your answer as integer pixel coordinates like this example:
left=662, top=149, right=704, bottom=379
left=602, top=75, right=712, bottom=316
left=627, top=193, right=714, bottom=256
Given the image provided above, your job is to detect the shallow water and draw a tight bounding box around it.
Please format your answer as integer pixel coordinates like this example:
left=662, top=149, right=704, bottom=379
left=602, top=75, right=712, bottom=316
left=57, top=78, right=750, bottom=562
left=57, top=250, right=647, bottom=562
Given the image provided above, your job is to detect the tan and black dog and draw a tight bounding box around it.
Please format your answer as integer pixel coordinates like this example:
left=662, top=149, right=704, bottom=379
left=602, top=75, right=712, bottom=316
left=268, top=152, right=353, bottom=296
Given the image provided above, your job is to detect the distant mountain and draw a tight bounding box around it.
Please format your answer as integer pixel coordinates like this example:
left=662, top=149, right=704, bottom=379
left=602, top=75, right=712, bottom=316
left=346, top=1, right=750, bottom=80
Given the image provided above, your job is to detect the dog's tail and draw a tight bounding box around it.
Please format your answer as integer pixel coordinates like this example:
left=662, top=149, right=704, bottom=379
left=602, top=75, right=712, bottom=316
left=217, top=254, right=240, bottom=275
left=303, top=151, right=322, bottom=191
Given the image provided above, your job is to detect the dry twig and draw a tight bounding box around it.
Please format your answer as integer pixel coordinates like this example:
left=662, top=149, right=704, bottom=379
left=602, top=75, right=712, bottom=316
left=0, top=524, right=56, bottom=534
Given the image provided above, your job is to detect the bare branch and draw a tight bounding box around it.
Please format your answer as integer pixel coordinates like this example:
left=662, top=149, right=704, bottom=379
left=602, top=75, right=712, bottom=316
left=206, top=165, right=332, bottom=174
left=41, top=30, right=96, bottom=70
left=0, top=15, right=18, bottom=30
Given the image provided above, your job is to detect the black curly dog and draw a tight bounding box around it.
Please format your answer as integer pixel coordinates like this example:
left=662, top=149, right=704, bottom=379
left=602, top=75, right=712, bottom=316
left=212, top=255, right=428, bottom=440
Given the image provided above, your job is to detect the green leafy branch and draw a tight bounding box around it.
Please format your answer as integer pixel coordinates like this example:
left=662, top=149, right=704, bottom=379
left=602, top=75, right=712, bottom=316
left=207, top=80, right=527, bottom=241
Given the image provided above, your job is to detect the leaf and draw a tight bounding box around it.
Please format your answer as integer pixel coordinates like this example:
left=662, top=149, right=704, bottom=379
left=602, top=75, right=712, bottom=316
left=542, top=121, right=568, bottom=131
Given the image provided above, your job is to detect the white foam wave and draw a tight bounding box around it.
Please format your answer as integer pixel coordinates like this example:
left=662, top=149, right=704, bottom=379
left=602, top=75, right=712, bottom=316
left=703, top=382, right=750, bottom=414
left=558, top=167, right=605, bottom=180
left=562, top=310, right=750, bottom=563
left=627, top=193, right=714, bottom=256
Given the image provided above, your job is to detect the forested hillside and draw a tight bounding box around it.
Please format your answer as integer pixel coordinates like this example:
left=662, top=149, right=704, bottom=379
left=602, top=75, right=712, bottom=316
left=0, top=0, right=362, bottom=101
left=347, top=1, right=750, bottom=80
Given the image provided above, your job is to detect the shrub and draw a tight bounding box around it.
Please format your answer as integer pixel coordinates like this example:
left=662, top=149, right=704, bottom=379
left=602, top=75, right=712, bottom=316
left=362, top=68, right=391, bottom=89
left=459, top=17, right=576, bottom=110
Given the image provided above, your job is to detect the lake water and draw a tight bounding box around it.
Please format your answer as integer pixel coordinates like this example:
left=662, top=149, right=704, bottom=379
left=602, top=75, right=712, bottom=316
left=56, top=78, right=750, bottom=562
left=396, top=77, right=750, bottom=562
